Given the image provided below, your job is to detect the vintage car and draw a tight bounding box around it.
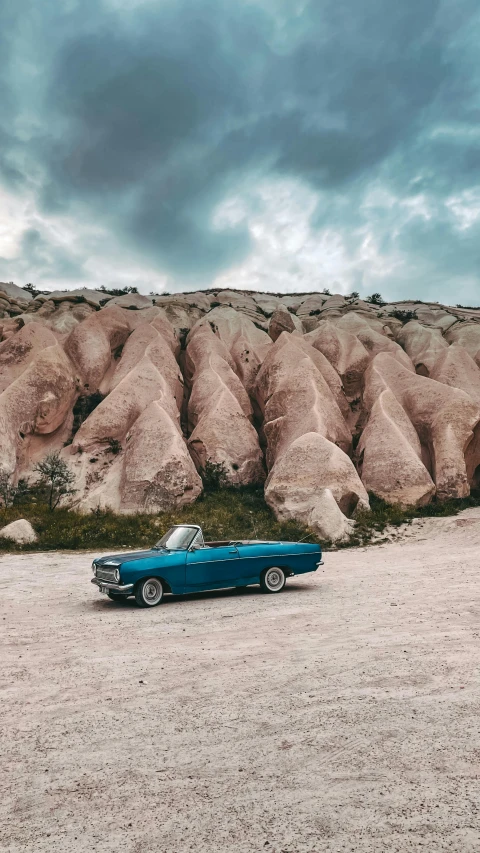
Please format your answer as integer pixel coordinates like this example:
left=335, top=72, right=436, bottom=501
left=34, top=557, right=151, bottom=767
left=91, top=524, right=323, bottom=607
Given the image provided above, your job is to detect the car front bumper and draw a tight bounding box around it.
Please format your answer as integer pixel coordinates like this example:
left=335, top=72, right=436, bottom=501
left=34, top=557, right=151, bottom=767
left=91, top=578, right=134, bottom=595
left=316, top=560, right=324, bottom=567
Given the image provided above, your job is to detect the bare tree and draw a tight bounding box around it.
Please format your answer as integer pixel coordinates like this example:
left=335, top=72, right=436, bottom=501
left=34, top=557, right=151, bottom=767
left=34, top=452, right=77, bottom=511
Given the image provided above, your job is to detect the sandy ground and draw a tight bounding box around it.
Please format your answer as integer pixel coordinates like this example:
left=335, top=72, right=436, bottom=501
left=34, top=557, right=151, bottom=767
left=1, top=511, right=480, bottom=853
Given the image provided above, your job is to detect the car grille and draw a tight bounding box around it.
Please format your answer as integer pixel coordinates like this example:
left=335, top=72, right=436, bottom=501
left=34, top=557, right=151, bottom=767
left=96, top=567, right=118, bottom=583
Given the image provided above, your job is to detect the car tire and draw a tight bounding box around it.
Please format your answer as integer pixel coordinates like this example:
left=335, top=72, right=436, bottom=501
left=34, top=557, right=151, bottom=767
left=135, top=578, right=164, bottom=608
left=260, top=567, right=286, bottom=594
left=107, top=592, right=127, bottom=602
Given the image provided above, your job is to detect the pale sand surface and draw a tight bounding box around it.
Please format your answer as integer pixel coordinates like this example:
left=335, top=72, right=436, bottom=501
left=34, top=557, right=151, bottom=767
left=1, top=510, right=480, bottom=852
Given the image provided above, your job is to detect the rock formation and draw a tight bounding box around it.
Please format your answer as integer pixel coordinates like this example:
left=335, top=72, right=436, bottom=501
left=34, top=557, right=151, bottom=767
left=185, top=321, right=265, bottom=485
left=0, top=285, right=480, bottom=540
left=0, top=518, right=38, bottom=544
left=256, top=333, right=369, bottom=541
left=395, top=320, right=448, bottom=376
left=361, top=353, right=480, bottom=502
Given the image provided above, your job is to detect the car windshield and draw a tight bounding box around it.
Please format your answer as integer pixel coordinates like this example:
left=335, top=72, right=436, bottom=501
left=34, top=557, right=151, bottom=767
left=154, top=526, right=199, bottom=551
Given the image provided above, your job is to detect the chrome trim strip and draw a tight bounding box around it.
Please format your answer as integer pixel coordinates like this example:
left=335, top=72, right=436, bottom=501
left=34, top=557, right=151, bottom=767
left=187, top=551, right=321, bottom=566
left=186, top=558, right=238, bottom=565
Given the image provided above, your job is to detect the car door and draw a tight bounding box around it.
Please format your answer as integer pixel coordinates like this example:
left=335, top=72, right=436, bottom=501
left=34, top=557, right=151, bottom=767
left=185, top=545, right=239, bottom=591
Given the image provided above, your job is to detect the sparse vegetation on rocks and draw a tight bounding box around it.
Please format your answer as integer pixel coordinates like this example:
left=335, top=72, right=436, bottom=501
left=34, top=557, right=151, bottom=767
left=200, top=460, right=229, bottom=492
left=99, top=285, right=139, bottom=296
left=0, top=473, right=31, bottom=508
left=388, top=309, right=418, bottom=322
left=105, top=437, right=122, bottom=455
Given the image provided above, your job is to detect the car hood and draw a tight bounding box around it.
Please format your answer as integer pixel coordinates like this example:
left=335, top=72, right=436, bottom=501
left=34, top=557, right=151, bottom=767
left=95, top=549, right=164, bottom=565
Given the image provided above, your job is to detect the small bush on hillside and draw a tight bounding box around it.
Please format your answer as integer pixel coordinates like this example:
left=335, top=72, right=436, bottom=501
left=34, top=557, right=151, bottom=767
left=388, top=309, right=417, bottom=322
left=201, top=461, right=228, bottom=492
left=365, top=293, right=386, bottom=306
left=105, top=437, right=122, bottom=455
left=22, top=283, right=42, bottom=297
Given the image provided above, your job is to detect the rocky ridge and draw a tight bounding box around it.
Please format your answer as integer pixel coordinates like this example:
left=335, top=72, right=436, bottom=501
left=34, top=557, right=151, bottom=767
left=1, top=282, right=480, bottom=541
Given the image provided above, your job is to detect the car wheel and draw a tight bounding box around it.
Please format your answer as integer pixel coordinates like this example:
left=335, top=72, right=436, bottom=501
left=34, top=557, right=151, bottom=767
left=135, top=578, right=164, bottom=608
left=107, top=592, right=127, bottom=602
left=260, top=567, right=286, bottom=594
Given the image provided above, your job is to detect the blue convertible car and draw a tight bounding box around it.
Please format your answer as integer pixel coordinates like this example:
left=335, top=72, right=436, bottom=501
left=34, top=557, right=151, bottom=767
left=91, top=524, right=323, bottom=607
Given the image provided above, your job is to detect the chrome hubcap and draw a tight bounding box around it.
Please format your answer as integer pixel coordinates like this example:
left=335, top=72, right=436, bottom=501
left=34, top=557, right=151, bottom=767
left=143, top=579, right=162, bottom=604
left=266, top=569, right=283, bottom=590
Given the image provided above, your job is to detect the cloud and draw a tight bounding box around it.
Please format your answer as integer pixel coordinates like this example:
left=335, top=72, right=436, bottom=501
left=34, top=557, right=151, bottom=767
left=0, top=0, right=480, bottom=302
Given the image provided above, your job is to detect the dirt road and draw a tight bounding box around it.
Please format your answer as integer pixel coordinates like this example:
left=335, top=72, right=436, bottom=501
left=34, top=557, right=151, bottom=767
left=1, top=511, right=480, bottom=852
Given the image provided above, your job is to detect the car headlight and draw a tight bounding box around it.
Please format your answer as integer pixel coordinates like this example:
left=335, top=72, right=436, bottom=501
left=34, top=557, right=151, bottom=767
left=114, top=568, right=120, bottom=583
left=92, top=562, right=96, bottom=575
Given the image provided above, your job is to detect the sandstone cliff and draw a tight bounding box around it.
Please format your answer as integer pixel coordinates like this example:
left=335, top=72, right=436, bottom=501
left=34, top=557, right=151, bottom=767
left=1, top=282, right=479, bottom=541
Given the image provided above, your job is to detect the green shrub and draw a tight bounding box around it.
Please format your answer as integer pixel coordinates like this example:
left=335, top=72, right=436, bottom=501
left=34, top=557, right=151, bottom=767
left=365, top=292, right=386, bottom=306
left=388, top=309, right=417, bottom=322
left=200, top=460, right=228, bottom=492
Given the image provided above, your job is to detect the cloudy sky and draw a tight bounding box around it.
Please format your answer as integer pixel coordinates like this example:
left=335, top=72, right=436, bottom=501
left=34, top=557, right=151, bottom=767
left=1, top=0, right=480, bottom=304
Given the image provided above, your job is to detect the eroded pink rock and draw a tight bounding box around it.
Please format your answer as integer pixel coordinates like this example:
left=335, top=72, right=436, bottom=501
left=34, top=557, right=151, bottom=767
left=363, top=352, right=480, bottom=500
left=192, top=306, right=272, bottom=399
left=0, top=343, right=77, bottom=476
left=445, top=322, right=480, bottom=366
left=1, top=288, right=479, bottom=525
left=120, top=401, right=202, bottom=512
left=358, top=389, right=435, bottom=507
left=71, top=316, right=200, bottom=512
left=65, top=306, right=131, bottom=394
left=186, top=323, right=265, bottom=485
left=256, top=335, right=368, bottom=541
left=306, top=320, right=370, bottom=400
left=395, top=320, right=448, bottom=376
left=0, top=323, right=58, bottom=394
left=335, top=313, right=413, bottom=368
left=430, top=343, right=480, bottom=407
left=268, top=306, right=303, bottom=342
